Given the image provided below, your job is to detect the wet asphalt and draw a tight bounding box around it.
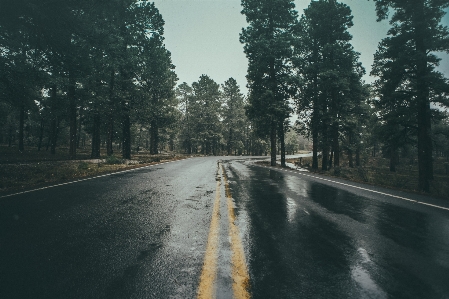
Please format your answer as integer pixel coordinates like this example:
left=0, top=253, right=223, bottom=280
left=1, top=156, right=449, bottom=298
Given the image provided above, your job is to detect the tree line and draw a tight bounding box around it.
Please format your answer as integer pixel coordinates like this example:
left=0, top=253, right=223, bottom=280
left=0, top=0, right=296, bottom=160
left=240, top=0, right=449, bottom=192
left=1, top=0, right=449, bottom=193
left=0, top=0, right=176, bottom=159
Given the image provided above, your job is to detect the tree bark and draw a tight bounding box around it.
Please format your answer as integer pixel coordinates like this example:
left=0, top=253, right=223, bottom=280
left=18, top=101, right=25, bottom=152
left=348, top=148, right=353, bottom=168
left=150, top=121, right=158, bottom=155
left=322, top=146, right=329, bottom=171
left=107, top=69, right=115, bottom=156
left=415, top=0, right=433, bottom=192
left=91, top=111, right=101, bottom=159
left=50, top=85, right=58, bottom=155
left=122, top=105, right=131, bottom=159
left=38, top=118, right=44, bottom=151
left=8, top=124, right=13, bottom=147
left=389, top=147, right=396, bottom=172
left=279, top=122, right=286, bottom=167
left=228, top=128, right=233, bottom=155
left=312, top=128, right=318, bottom=170
left=76, top=107, right=82, bottom=149
left=270, top=119, right=277, bottom=166
left=68, top=73, right=77, bottom=159
left=332, top=123, right=339, bottom=167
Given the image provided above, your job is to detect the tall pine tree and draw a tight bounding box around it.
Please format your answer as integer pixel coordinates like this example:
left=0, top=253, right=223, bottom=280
left=240, top=0, right=297, bottom=166
left=371, top=0, right=449, bottom=192
left=295, top=0, right=364, bottom=170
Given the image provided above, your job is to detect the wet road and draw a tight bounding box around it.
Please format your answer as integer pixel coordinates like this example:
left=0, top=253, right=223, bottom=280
left=1, top=157, right=449, bottom=298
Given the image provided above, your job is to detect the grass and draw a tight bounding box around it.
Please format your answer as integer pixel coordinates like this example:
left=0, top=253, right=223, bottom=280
left=2, top=145, right=447, bottom=199
left=0, top=145, right=187, bottom=193
left=286, top=155, right=449, bottom=200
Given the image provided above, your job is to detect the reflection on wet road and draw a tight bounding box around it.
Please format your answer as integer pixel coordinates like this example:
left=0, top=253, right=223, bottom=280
left=1, top=156, right=448, bottom=298
left=226, top=159, right=449, bottom=298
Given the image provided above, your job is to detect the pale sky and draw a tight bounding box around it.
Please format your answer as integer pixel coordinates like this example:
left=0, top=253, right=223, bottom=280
left=153, top=0, right=449, bottom=95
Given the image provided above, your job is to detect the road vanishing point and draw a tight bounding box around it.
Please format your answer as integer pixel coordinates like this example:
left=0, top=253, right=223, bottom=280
left=1, top=156, right=449, bottom=298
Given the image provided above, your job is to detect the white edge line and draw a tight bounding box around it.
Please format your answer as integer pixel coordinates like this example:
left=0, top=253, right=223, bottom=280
left=0, top=158, right=188, bottom=199
left=261, top=164, right=449, bottom=212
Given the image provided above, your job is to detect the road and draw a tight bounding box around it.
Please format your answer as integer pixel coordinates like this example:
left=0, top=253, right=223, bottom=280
left=1, top=156, right=449, bottom=298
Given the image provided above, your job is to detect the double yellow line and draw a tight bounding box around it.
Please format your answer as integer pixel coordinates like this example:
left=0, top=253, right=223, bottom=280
left=197, top=163, right=250, bottom=299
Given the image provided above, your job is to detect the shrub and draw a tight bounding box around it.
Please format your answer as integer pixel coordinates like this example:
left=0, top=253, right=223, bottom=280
left=105, top=156, right=123, bottom=165
left=78, top=162, right=90, bottom=170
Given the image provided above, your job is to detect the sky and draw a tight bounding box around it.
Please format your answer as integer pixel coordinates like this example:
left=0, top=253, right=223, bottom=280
left=153, top=0, right=449, bottom=96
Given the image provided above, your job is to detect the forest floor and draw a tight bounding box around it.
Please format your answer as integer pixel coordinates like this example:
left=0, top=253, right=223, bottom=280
left=1, top=145, right=448, bottom=199
left=0, top=145, right=189, bottom=194
left=284, top=155, right=449, bottom=200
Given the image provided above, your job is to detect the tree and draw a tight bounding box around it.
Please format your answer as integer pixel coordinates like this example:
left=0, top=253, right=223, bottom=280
left=0, top=0, right=178, bottom=160
left=294, top=0, right=365, bottom=171
left=240, top=0, right=298, bottom=166
left=371, top=0, right=449, bottom=191
left=221, top=78, right=247, bottom=155
left=176, top=82, right=194, bottom=154
left=190, top=75, right=222, bottom=155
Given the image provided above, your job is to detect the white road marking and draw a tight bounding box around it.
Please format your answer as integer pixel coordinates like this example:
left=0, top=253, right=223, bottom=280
left=261, top=165, right=449, bottom=212
left=0, top=158, right=188, bottom=199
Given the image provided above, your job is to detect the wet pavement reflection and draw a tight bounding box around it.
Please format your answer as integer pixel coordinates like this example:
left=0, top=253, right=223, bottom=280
left=225, top=159, right=449, bottom=298
left=1, top=157, right=449, bottom=299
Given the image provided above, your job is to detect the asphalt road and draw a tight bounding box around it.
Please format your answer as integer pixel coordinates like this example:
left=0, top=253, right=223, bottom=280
left=1, top=156, right=449, bottom=298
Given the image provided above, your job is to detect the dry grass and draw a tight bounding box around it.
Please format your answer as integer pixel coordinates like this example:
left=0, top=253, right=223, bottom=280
left=0, top=145, right=187, bottom=193
left=286, top=156, right=449, bottom=200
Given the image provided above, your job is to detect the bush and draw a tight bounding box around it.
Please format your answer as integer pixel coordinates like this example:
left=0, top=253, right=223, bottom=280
left=105, top=156, right=123, bottom=165
left=78, top=162, right=90, bottom=170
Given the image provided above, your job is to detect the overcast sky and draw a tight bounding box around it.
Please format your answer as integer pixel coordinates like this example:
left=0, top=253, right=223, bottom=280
left=153, top=0, right=449, bottom=95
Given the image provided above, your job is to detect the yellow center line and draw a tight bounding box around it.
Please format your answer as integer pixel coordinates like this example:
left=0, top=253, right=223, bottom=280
left=222, top=165, right=251, bottom=299
left=197, top=167, right=222, bottom=299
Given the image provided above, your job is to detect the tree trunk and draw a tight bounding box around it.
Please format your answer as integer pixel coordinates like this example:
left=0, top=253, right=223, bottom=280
left=329, top=149, right=333, bottom=170
left=415, top=2, right=433, bottom=192
left=312, top=128, right=318, bottom=170
left=322, top=146, right=329, bottom=171
left=348, top=148, right=353, bottom=168
left=389, top=147, right=397, bottom=172
left=76, top=107, right=82, bottom=148
left=91, top=110, right=101, bottom=159
left=270, top=120, right=277, bottom=166
left=46, top=134, right=50, bottom=151
left=50, top=118, right=58, bottom=155
left=228, top=128, right=233, bottom=155
left=50, top=85, right=58, bottom=155
left=150, top=121, right=158, bottom=155
left=38, top=118, right=44, bottom=151
left=18, top=101, right=25, bottom=152
left=8, top=124, right=13, bottom=147
left=333, top=124, right=339, bottom=167
left=356, top=147, right=360, bottom=167
left=279, top=122, right=286, bottom=167
left=68, top=73, right=77, bottom=159
left=122, top=106, right=131, bottom=159
left=107, top=69, right=115, bottom=156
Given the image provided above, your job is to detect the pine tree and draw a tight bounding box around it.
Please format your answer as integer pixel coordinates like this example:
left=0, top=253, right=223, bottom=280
left=222, top=78, right=247, bottom=155
left=190, top=75, right=222, bottom=155
left=371, top=0, right=449, bottom=191
left=295, top=0, right=364, bottom=170
left=240, top=0, right=298, bottom=166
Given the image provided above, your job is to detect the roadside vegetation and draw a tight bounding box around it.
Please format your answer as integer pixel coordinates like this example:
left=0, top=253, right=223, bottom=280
left=286, top=155, right=449, bottom=200
left=1, top=0, right=448, bottom=196
left=0, top=145, right=186, bottom=193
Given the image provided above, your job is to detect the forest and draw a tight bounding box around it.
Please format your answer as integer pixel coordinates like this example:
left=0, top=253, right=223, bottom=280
left=1, top=0, right=449, bottom=194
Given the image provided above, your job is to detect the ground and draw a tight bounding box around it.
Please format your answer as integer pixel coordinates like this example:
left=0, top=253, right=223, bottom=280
left=1, top=145, right=448, bottom=199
